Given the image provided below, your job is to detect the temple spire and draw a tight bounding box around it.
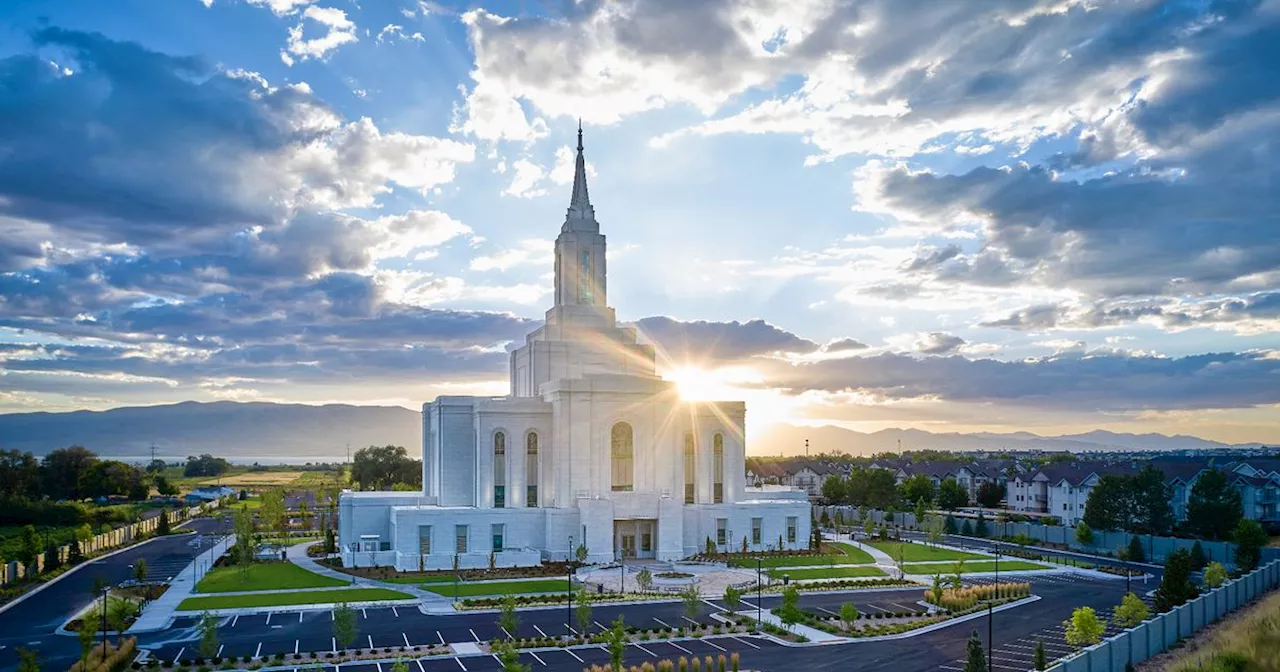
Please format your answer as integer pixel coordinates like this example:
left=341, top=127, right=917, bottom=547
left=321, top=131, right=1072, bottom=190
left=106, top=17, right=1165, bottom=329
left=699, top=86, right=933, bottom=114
left=565, top=121, right=595, bottom=228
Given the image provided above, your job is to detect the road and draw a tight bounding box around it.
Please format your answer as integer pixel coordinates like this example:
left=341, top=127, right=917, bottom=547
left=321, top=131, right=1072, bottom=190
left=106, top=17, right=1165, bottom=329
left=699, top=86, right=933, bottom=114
left=0, top=518, right=224, bottom=671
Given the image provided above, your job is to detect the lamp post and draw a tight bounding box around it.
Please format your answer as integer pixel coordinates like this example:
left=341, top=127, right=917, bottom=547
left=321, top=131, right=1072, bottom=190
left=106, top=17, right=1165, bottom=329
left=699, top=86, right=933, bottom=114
left=755, top=557, right=762, bottom=631
left=567, top=535, right=574, bottom=639
left=100, top=586, right=109, bottom=663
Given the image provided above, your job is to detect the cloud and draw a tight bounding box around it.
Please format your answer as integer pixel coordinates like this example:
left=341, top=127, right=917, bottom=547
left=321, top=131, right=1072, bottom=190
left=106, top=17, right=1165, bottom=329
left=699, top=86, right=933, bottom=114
left=823, top=338, right=868, bottom=353
left=634, top=316, right=820, bottom=364
left=913, top=332, right=966, bottom=355
left=469, top=239, right=554, bottom=272
left=982, top=293, right=1280, bottom=335
left=502, top=159, right=549, bottom=198
left=282, top=6, right=358, bottom=65
left=376, top=24, right=424, bottom=43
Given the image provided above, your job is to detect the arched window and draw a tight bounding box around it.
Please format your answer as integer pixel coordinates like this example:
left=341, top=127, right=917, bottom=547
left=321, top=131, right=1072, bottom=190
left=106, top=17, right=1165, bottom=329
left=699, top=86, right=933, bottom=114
left=683, top=433, right=696, bottom=504
left=712, top=433, right=724, bottom=503
left=611, top=422, right=634, bottom=492
left=526, top=432, right=539, bottom=507
left=493, top=431, right=506, bottom=508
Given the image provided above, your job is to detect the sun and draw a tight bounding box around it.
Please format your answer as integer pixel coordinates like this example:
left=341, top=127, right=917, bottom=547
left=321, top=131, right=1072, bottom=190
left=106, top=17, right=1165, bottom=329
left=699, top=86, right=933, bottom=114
left=667, top=366, right=724, bottom=401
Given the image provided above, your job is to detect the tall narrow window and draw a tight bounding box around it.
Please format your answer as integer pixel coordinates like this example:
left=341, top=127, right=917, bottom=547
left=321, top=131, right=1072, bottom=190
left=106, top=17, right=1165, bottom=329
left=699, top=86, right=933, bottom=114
left=611, top=422, right=634, bottom=492
left=712, top=433, right=724, bottom=503
left=455, top=525, right=469, bottom=554
left=526, top=432, right=539, bottom=507
left=493, top=431, right=506, bottom=508
left=751, top=518, right=762, bottom=545
left=418, top=525, right=432, bottom=556
left=491, top=524, right=504, bottom=551
left=578, top=249, right=593, bottom=304
left=683, top=433, right=696, bottom=504
left=786, top=516, right=797, bottom=544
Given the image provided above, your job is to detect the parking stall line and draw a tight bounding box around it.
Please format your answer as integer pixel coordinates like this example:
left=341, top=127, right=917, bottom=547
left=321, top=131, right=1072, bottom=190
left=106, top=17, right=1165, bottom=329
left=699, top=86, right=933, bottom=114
left=392, top=606, right=399, bottom=617
left=668, top=642, right=693, bottom=655
left=816, top=606, right=839, bottom=617
left=403, top=633, right=411, bottom=647
left=501, top=627, right=514, bottom=639
left=564, top=649, right=584, bottom=663
left=232, top=615, right=240, bottom=627
left=533, top=625, right=549, bottom=638
left=594, top=620, right=608, bottom=632
left=254, top=643, right=262, bottom=659
left=437, top=631, right=445, bottom=645
left=653, top=618, right=673, bottom=629
left=368, top=635, right=374, bottom=649
left=299, top=611, right=304, bottom=622
left=331, top=637, right=336, bottom=653
left=217, top=645, right=224, bottom=658
left=454, top=657, right=467, bottom=671
left=529, top=651, right=546, bottom=666
left=415, top=660, right=426, bottom=672
left=174, top=648, right=185, bottom=663
left=730, top=636, right=760, bottom=650
left=362, top=608, right=368, bottom=619
left=630, top=642, right=657, bottom=658
left=702, top=639, right=727, bottom=652
left=266, top=612, right=272, bottom=625
left=294, top=640, right=299, bottom=655
left=469, top=629, right=480, bottom=642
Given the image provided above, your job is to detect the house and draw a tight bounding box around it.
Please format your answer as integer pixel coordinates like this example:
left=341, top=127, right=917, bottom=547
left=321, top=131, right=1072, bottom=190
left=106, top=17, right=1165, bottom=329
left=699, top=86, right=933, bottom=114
left=781, top=461, right=837, bottom=499
left=895, top=461, right=1002, bottom=502
left=184, top=485, right=235, bottom=505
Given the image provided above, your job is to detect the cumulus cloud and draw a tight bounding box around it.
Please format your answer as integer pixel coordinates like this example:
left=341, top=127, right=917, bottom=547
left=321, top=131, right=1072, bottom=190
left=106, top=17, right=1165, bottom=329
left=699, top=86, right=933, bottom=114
left=913, top=332, right=966, bottom=355
left=282, top=6, right=358, bottom=65
left=635, top=316, right=820, bottom=364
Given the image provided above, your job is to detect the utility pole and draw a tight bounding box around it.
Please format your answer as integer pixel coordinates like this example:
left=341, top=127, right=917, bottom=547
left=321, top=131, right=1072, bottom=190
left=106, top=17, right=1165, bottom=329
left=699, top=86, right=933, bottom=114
left=150, top=442, right=157, bottom=465
left=805, top=438, right=809, bottom=458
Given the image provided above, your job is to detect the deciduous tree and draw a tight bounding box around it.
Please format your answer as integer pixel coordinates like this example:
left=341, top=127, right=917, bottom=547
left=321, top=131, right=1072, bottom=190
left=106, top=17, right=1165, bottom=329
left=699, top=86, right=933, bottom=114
left=975, top=481, right=1004, bottom=508
left=938, top=479, right=969, bottom=511
left=1064, top=606, right=1104, bottom=646
left=1233, top=519, right=1267, bottom=572
left=1185, top=470, right=1243, bottom=540
left=1112, top=593, right=1149, bottom=628
left=332, top=603, right=358, bottom=650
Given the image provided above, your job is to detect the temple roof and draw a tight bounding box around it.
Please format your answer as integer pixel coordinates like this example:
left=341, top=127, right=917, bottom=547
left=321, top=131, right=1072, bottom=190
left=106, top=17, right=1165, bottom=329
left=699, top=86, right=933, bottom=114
left=564, top=120, right=596, bottom=230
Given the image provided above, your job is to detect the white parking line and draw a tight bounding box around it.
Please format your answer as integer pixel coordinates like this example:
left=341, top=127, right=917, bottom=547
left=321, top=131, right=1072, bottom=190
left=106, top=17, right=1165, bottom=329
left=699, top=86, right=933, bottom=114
left=668, top=642, right=693, bottom=655
left=330, top=610, right=335, bottom=621
left=294, top=640, right=299, bottom=655
left=469, top=628, right=480, bottom=642
left=631, top=642, right=657, bottom=657
left=534, top=625, right=549, bottom=638
left=681, top=616, right=700, bottom=627
left=299, top=611, right=304, bottom=622
left=437, top=631, right=445, bottom=645
left=368, top=635, right=374, bottom=649
left=816, top=606, right=839, bottom=617
left=331, top=637, right=336, bottom=653
left=730, top=636, right=760, bottom=650
left=403, top=633, right=411, bottom=647
left=376, top=663, right=383, bottom=672
left=254, top=643, right=262, bottom=659
left=702, top=639, right=727, bottom=652
left=415, top=660, right=426, bottom=672
left=216, top=645, right=224, bottom=657
left=454, top=657, right=467, bottom=671
left=231, top=615, right=240, bottom=627
left=362, top=608, right=368, bottom=619
left=392, top=606, right=399, bottom=617
left=529, top=650, right=546, bottom=666
left=594, top=620, right=608, bottom=632
left=502, top=627, right=514, bottom=639
left=564, top=649, right=584, bottom=663
left=653, top=618, right=673, bottom=629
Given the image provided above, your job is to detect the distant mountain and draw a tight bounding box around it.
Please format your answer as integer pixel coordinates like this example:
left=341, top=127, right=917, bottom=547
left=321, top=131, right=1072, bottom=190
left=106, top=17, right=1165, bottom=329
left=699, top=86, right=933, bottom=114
left=751, top=423, right=1263, bottom=457
left=0, top=401, right=1263, bottom=462
left=0, top=401, right=421, bottom=461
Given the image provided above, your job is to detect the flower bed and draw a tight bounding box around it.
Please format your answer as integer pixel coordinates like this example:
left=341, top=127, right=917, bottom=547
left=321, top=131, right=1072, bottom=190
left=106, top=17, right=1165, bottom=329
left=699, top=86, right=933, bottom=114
left=764, top=577, right=917, bottom=592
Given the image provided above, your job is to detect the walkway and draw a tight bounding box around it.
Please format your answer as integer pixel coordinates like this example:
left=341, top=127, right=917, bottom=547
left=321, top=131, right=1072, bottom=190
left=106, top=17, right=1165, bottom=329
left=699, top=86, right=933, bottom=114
left=285, top=541, right=454, bottom=610
left=129, top=534, right=236, bottom=633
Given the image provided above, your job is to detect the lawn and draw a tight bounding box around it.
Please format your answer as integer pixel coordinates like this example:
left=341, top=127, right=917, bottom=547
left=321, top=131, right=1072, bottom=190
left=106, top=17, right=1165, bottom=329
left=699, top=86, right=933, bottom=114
left=902, top=560, right=1050, bottom=574
left=178, top=587, right=412, bottom=610
left=423, top=579, right=571, bottom=598
left=865, top=540, right=988, bottom=562
left=728, top=542, right=875, bottom=569
left=195, top=562, right=349, bottom=593
left=767, top=566, right=886, bottom=580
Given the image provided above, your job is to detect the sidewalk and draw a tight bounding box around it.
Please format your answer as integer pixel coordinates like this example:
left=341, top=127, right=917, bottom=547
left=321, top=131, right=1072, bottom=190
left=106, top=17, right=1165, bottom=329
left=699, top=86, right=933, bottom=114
left=285, top=541, right=454, bottom=610
left=735, top=597, right=844, bottom=643
left=129, top=534, right=235, bottom=633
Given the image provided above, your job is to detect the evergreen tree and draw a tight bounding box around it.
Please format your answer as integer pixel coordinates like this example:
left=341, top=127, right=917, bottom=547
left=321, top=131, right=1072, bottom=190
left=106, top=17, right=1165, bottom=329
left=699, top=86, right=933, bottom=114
left=963, top=630, right=986, bottom=672
left=1153, top=549, right=1198, bottom=612
left=974, top=514, right=989, bottom=539
left=944, top=515, right=958, bottom=535
left=1033, top=640, right=1047, bottom=670
left=67, top=536, right=84, bottom=565
left=156, top=510, right=171, bottom=536
left=1233, top=519, right=1267, bottom=572
left=1188, top=541, right=1207, bottom=570
left=1185, top=470, right=1243, bottom=540
left=1126, top=536, right=1145, bottom=563
left=960, top=519, right=973, bottom=536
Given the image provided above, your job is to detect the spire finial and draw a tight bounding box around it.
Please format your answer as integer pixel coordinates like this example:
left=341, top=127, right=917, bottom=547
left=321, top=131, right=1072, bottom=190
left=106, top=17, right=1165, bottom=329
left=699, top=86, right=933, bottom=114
left=565, top=122, right=594, bottom=227
left=577, top=118, right=583, bottom=152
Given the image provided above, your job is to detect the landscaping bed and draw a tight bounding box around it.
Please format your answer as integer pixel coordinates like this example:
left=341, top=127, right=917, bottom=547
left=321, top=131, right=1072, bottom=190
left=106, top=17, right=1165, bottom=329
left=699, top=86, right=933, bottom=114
left=722, top=542, right=875, bottom=568
left=177, top=587, right=413, bottom=610
left=768, top=577, right=918, bottom=592
left=495, top=617, right=758, bottom=651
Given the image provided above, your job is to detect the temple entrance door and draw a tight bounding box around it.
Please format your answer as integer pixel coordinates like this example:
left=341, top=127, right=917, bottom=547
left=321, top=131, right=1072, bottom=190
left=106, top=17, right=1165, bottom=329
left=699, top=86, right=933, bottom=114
left=614, top=520, right=657, bottom=560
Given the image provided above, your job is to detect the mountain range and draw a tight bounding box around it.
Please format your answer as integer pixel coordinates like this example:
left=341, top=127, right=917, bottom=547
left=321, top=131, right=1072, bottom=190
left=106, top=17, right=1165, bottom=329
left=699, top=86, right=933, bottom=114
left=0, top=401, right=1264, bottom=460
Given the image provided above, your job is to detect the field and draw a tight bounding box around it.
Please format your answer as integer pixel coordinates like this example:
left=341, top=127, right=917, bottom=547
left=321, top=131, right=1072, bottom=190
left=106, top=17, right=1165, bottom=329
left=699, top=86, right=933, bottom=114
left=728, top=542, right=875, bottom=569
left=865, top=540, right=988, bottom=562
left=0, top=525, right=80, bottom=559
left=204, top=472, right=304, bottom=487
left=901, top=560, right=1050, bottom=574
left=768, top=566, right=886, bottom=580
left=194, top=563, right=349, bottom=593
left=422, top=578, right=571, bottom=598
left=177, top=587, right=412, bottom=610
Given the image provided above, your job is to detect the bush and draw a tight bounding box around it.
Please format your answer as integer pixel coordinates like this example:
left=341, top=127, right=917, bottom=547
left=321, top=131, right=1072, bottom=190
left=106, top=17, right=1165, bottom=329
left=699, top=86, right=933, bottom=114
left=923, top=582, right=1030, bottom=612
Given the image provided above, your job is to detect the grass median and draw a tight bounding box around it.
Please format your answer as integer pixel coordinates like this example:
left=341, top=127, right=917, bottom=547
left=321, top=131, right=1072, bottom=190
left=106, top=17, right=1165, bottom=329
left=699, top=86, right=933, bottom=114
left=423, top=578, right=570, bottom=598
left=729, top=542, right=875, bottom=569
left=195, top=562, right=348, bottom=593
left=864, top=540, right=988, bottom=562
left=178, top=587, right=413, bottom=610
left=767, top=566, right=886, bottom=580
left=902, top=560, right=1050, bottom=574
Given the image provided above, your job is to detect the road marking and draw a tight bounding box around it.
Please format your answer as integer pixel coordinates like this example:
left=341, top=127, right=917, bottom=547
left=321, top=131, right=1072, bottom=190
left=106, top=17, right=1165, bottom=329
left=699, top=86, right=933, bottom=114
left=653, top=618, right=673, bottom=629
left=299, top=611, right=304, bottom=623
left=294, top=640, right=299, bottom=655
left=594, top=620, right=607, bottom=632
left=266, top=612, right=272, bottom=625
left=403, top=633, right=411, bottom=647
left=454, top=657, right=467, bottom=671
left=564, top=649, right=583, bottom=663
left=492, top=655, right=501, bottom=664
left=392, top=606, right=399, bottom=617
left=436, top=631, right=445, bottom=645
left=668, top=642, right=693, bottom=655
left=533, top=625, right=549, bottom=638
left=890, top=602, right=916, bottom=613
left=231, top=615, right=240, bottom=627
left=217, top=645, right=224, bottom=657
left=415, top=660, right=426, bottom=672
left=501, top=627, right=514, bottom=639
left=174, top=647, right=185, bottom=663
left=702, top=639, right=726, bottom=652
left=816, top=606, right=839, bottom=617
left=330, top=610, right=335, bottom=621
left=630, top=642, right=657, bottom=658
left=368, top=635, right=374, bottom=649
left=376, top=663, right=382, bottom=672
left=681, top=616, right=701, bottom=627
left=254, top=643, right=262, bottom=659
left=529, top=650, right=546, bottom=666
left=702, top=600, right=727, bottom=613
left=730, top=636, right=760, bottom=650
left=362, top=608, right=368, bottom=619
left=469, top=628, right=480, bottom=642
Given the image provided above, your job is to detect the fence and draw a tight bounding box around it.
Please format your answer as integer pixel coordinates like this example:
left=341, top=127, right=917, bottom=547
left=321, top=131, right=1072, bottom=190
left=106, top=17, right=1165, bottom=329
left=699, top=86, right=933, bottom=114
left=0, top=501, right=219, bottom=586
left=816, top=506, right=1280, bottom=568
left=1047, top=559, right=1280, bottom=672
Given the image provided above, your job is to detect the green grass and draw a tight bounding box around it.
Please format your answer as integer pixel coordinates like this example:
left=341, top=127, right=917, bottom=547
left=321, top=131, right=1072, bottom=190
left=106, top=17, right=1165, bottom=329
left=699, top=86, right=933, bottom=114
left=728, top=542, right=875, bottom=569
left=423, top=578, right=571, bottom=598
left=195, top=563, right=348, bottom=593
left=767, top=566, right=886, bottom=580
left=865, top=540, right=988, bottom=562
left=902, top=560, right=1050, bottom=574
left=178, top=587, right=412, bottom=610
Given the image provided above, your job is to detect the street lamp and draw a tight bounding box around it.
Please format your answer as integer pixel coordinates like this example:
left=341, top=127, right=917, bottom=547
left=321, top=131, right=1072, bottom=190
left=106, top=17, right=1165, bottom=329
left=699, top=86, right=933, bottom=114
left=755, top=557, right=762, bottom=631
left=567, top=535, right=574, bottom=639
left=100, top=586, right=110, bottom=663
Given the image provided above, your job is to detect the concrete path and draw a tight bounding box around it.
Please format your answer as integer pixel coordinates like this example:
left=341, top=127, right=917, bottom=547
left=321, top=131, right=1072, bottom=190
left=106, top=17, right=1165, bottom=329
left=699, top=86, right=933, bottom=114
left=129, top=534, right=236, bottom=633
left=286, top=542, right=455, bottom=609
left=736, top=597, right=844, bottom=643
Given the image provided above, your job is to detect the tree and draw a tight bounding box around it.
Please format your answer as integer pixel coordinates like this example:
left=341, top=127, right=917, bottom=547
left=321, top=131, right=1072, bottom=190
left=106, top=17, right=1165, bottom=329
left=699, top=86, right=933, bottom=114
left=259, top=489, right=287, bottom=540
left=1185, top=470, right=1243, bottom=540
left=133, top=558, right=147, bottom=583
left=350, top=445, right=421, bottom=490
left=839, top=602, right=859, bottom=631
left=952, top=559, right=964, bottom=590
left=1082, top=475, right=1133, bottom=532
left=197, top=611, right=219, bottom=658
left=1075, top=521, right=1094, bottom=546
left=925, top=514, right=945, bottom=544
left=605, top=615, right=627, bottom=671
left=963, top=630, right=986, bottom=672
left=913, top=498, right=928, bottom=527
left=231, top=506, right=256, bottom=575
left=1188, top=541, right=1208, bottom=570
left=391, top=661, right=411, bottom=672
left=0, top=449, right=42, bottom=500
left=18, top=525, right=42, bottom=572
left=974, top=513, right=989, bottom=538
left=183, top=454, right=230, bottom=478
left=944, top=515, right=958, bottom=535
left=106, top=597, right=137, bottom=646
left=156, top=510, right=171, bottom=536
left=77, top=617, right=96, bottom=671
left=332, top=603, right=358, bottom=650
left=820, top=476, right=846, bottom=504
left=497, top=593, right=520, bottom=637
left=681, top=584, right=701, bottom=633
left=575, top=544, right=589, bottom=564
left=42, top=446, right=99, bottom=499
left=636, top=568, right=653, bottom=592
left=1064, top=606, right=1105, bottom=646
left=975, top=481, right=1003, bottom=508
left=899, top=474, right=936, bottom=506
left=1112, top=593, right=1149, bottom=628
left=1230, top=518, right=1265, bottom=572
left=1126, top=536, right=1145, bottom=563
left=938, top=479, right=969, bottom=510
left=16, top=647, right=39, bottom=672
left=1203, top=562, right=1228, bottom=589
left=68, top=536, right=84, bottom=565
left=722, top=585, right=741, bottom=616
left=298, top=501, right=312, bottom=531
left=575, top=589, right=592, bottom=637
left=1033, top=639, right=1047, bottom=670
left=960, top=519, right=973, bottom=536
left=778, top=585, right=800, bottom=631
left=930, top=574, right=944, bottom=604
left=1153, top=548, right=1198, bottom=612
left=493, top=641, right=529, bottom=672
left=1130, top=465, right=1174, bottom=535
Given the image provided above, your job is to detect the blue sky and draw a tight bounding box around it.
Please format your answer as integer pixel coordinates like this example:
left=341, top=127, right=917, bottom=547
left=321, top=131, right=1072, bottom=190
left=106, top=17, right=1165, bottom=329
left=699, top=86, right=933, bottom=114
left=0, top=0, right=1278, bottom=444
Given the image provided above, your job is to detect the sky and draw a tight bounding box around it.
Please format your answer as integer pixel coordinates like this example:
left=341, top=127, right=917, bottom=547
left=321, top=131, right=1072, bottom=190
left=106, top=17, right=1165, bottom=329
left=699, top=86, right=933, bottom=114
left=0, top=0, right=1278, bottom=445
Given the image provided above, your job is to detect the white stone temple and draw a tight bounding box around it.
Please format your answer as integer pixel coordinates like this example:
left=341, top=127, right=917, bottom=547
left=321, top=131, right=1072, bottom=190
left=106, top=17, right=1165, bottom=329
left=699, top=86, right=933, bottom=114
left=339, top=128, right=811, bottom=570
